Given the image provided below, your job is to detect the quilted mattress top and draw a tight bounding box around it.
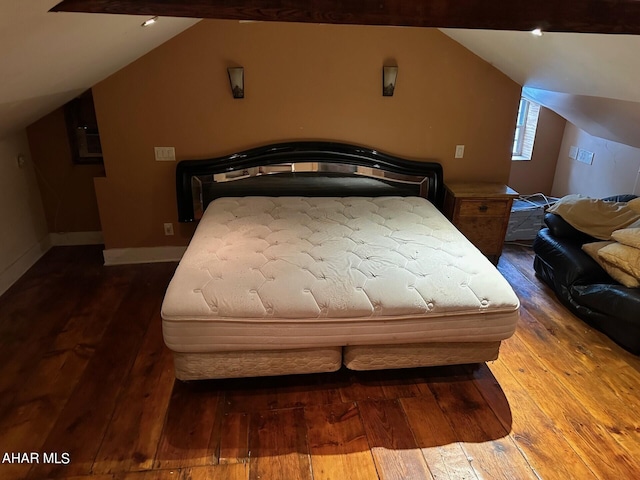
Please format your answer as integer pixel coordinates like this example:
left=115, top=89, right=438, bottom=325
left=162, top=196, right=519, bottom=325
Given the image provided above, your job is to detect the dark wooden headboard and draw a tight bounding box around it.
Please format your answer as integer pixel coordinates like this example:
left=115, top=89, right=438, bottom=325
left=175, top=141, right=444, bottom=222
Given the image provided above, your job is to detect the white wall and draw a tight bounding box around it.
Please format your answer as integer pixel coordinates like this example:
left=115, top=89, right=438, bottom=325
left=0, top=130, right=49, bottom=296
left=552, top=122, right=640, bottom=198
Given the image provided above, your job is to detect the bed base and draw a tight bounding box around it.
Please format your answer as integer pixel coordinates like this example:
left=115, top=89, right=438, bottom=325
left=173, top=347, right=342, bottom=381
left=171, top=342, right=501, bottom=380
left=343, top=341, right=500, bottom=371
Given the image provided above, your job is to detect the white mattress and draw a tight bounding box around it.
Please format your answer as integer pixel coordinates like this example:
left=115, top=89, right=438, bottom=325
left=161, top=196, right=519, bottom=353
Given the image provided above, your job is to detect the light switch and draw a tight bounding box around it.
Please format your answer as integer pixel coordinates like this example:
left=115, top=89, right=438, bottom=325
left=455, top=145, right=465, bottom=159
left=569, top=146, right=578, bottom=160
left=576, top=148, right=594, bottom=165
left=154, top=147, right=176, bottom=161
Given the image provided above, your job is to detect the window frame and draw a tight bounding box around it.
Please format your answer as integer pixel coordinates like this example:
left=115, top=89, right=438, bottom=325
left=512, top=97, right=540, bottom=161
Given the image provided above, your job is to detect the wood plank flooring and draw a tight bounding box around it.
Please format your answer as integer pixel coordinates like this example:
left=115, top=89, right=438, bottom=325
left=1, top=244, right=639, bottom=479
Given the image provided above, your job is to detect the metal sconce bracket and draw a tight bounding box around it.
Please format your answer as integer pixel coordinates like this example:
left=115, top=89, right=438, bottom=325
left=383, top=66, right=398, bottom=96
left=228, top=67, right=244, bottom=99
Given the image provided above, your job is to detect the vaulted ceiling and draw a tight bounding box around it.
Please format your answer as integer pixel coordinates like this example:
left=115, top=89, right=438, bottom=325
left=2, top=1, right=640, bottom=148
left=441, top=28, right=640, bottom=148
left=0, top=1, right=197, bottom=139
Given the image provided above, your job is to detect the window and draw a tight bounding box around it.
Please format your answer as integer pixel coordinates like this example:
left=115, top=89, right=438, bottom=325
left=512, top=97, right=540, bottom=160
left=64, top=89, right=103, bottom=165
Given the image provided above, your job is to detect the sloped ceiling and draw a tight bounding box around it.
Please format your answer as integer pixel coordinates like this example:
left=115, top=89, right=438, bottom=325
left=0, top=1, right=198, bottom=139
left=441, top=29, right=640, bottom=148
left=2, top=2, right=640, bottom=149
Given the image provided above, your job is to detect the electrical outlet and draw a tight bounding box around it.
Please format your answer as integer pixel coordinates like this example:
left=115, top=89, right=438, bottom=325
left=163, top=223, right=174, bottom=236
left=455, top=145, right=465, bottom=159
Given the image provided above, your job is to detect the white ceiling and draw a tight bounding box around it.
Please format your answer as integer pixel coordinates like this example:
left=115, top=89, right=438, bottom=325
left=0, top=1, right=198, bottom=139
left=441, top=29, right=640, bottom=148
left=2, top=4, right=639, bottom=148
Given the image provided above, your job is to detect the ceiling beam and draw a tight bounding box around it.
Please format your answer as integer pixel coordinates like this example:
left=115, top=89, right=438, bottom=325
left=50, top=0, right=640, bottom=35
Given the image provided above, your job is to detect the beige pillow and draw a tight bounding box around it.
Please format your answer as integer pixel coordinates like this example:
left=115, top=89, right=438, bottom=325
left=611, top=227, right=640, bottom=249
left=628, top=197, right=640, bottom=214
left=582, top=241, right=640, bottom=288
left=598, top=242, right=640, bottom=279
left=546, top=194, right=640, bottom=240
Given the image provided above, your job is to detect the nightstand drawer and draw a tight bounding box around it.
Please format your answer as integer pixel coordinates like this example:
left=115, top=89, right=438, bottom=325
left=458, top=200, right=509, bottom=217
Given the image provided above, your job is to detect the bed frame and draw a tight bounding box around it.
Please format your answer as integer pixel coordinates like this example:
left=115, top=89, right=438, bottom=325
left=175, top=141, right=445, bottom=222
left=168, top=142, right=507, bottom=380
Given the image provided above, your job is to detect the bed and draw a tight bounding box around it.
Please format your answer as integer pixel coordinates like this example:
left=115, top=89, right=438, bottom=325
left=161, top=141, right=520, bottom=380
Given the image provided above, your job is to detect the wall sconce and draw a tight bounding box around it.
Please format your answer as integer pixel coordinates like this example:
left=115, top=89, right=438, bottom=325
left=382, top=66, right=398, bottom=97
left=227, top=67, right=244, bottom=99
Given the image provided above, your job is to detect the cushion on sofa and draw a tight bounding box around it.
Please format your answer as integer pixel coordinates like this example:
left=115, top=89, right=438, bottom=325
left=628, top=198, right=640, bottom=213
left=582, top=241, right=640, bottom=288
left=597, top=242, right=640, bottom=282
left=612, top=228, right=640, bottom=249
left=547, top=194, right=640, bottom=240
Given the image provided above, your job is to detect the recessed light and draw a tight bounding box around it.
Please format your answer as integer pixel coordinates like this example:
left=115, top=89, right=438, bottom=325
left=141, top=16, right=158, bottom=27
left=531, top=28, right=543, bottom=36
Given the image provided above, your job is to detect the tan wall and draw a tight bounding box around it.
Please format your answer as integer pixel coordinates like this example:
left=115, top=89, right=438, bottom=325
left=26, top=108, right=103, bottom=233
left=509, top=107, right=566, bottom=195
left=93, top=20, right=521, bottom=249
left=0, top=130, right=48, bottom=295
left=552, top=122, right=640, bottom=198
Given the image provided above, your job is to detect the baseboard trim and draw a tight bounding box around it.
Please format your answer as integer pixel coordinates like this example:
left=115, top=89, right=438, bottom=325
left=103, top=246, right=187, bottom=266
left=0, top=235, right=52, bottom=297
left=1, top=240, right=185, bottom=295
left=50, top=231, right=104, bottom=246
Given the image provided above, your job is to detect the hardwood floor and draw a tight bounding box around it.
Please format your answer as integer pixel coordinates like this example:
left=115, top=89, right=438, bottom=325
left=1, top=244, right=639, bottom=479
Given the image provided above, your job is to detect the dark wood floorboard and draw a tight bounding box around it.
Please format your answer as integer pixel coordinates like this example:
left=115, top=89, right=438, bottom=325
left=1, top=244, right=639, bottom=479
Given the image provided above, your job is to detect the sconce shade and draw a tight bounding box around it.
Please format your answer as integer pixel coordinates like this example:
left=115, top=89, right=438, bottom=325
left=382, top=66, right=398, bottom=97
left=227, top=67, right=244, bottom=99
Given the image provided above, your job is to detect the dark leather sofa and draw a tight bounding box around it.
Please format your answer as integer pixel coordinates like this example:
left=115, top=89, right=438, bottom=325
left=533, top=194, right=640, bottom=354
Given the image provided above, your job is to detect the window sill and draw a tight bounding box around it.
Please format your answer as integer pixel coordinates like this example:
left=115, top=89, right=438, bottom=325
left=511, top=155, right=532, bottom=161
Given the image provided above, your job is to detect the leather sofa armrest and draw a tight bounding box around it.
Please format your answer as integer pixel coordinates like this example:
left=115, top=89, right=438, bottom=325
left=543, top=213, right=597, bottom=244
left=533, top=228, right=613, bottom=286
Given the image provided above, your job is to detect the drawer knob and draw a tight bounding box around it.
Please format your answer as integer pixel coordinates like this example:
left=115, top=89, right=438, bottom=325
left=478, top=204, right=489, bottom=212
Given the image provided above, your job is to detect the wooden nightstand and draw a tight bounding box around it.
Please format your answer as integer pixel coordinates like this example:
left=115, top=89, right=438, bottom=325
left=443, top=183, right=519, bottom=264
